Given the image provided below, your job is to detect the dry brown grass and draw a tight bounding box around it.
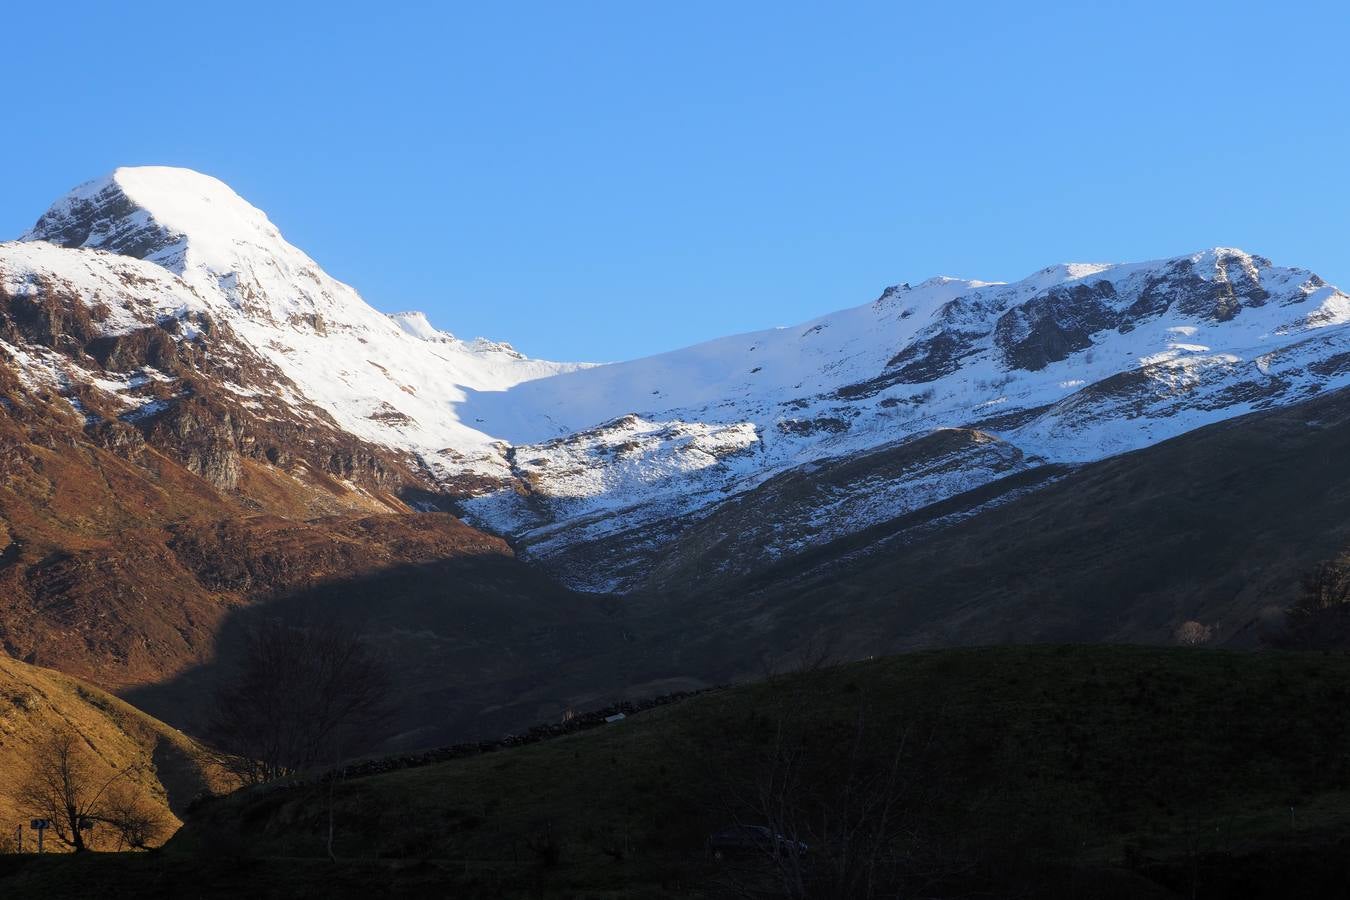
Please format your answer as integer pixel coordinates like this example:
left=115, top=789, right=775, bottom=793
left=0, top=654, right=224, bottom=852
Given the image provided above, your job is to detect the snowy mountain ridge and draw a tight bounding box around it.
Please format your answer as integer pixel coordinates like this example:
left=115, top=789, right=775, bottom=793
left=18, top=167, right=589, bottom=484
left=9, top=166, right=1350, bottom=591
left=451, top=246, right=1350, bottom=588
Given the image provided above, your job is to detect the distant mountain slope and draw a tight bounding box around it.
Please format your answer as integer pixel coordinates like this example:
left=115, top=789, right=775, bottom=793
left=460, top=249, right=1350, bottom=589
left=622, top=382, right=1350, bottom=677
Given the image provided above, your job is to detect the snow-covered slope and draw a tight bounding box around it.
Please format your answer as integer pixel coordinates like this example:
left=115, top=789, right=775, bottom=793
left=12, top=166, right=1350, bottom=592
left=21, top=167, right=588, bottom=487
left=466, top=252, right=1349, bottom=452
left=456, top=248, right=1350, bottom=588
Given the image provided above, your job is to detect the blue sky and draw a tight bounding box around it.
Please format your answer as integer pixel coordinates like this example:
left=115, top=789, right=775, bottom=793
left=4, top=1, right=1347, bottom=361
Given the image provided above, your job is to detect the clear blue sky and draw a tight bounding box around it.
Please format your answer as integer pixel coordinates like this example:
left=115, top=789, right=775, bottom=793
left=4, top=1, right=1347, bottom=361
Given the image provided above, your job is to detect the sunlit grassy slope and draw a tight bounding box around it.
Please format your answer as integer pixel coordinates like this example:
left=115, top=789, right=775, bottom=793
left=0, top=654, right=220, bottom=852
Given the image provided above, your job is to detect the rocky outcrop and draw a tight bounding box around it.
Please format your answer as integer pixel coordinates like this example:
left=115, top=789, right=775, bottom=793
left=25, top=179, right=183, bottom=262
left=1125, top=252, right=1273, bottom=324
left=995, top=281, right=1119, bottom=371
left=885, top=330, right=982, bottom=384
left=0, top=275, right=99, bottom=351
left=146, top=398, right=243, bottom=490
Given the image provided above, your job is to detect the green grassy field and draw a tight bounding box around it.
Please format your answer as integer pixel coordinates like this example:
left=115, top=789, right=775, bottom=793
left=5, top=645, right=1350, bottom=897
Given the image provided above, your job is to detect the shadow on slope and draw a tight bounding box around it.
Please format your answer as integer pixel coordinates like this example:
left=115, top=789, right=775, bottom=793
left=122, top=550, right=675, bottom=751
left=23, top=645, right=1349, bottom=898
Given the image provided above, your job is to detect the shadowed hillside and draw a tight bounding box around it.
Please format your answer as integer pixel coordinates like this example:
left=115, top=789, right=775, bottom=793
left=6, top=646, right=1350, bottom=896
left=123, top=551, right=635, bottom=751
left=620, top=383, right=1350, bottom=677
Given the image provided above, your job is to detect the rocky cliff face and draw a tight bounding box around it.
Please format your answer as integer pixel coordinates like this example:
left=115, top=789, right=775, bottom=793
left=0, top=241, right=426, bottom=506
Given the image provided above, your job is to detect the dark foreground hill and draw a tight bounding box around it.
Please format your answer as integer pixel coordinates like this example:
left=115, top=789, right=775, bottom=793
left=5, top=645, right=1350, bottom=898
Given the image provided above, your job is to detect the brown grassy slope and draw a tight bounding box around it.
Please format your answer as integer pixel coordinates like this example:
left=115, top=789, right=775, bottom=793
left=0, top=653, right=221, bottom=850
left=0, top=385, right=517, bottom=691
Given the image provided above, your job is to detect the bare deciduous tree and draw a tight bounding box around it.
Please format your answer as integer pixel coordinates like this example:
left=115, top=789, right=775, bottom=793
left=789, top=629, right=840, bottom=676
left=101, top=781, right=171, bottom=850
left=16, top=729, right=167, bottom=852
left=204, top=618, right=392, bottom=784
left=1269, top=560, right=1350, bottom=648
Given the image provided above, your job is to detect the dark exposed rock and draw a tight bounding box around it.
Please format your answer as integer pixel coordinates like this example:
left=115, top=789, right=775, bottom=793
left=367, top=402, right=415, bottom=425
left=833, top=375, right=900, bottom=401
left=0, top=276, right=99, bottom=352
left=965, top=402, right=1057, bottom=433
left=145, top=397, right=243, bottom=490
left=884, top=330, right=982, bottom=384
left=86, top=324, right=191, bottom=374
left=26, top=180, right=183, bottom=261
left=1128, top=255, right=1271, bottom=325
left=776, top=416, right=850, bottom=436
left=86, top=420, right=147, bottom=457
left=995, top=281, right=1118, bottom=371
left=878, top=392, right=932, bottom=409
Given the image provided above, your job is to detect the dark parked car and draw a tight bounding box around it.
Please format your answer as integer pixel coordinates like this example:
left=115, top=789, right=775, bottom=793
left=706, top=824, right=809, bottom=860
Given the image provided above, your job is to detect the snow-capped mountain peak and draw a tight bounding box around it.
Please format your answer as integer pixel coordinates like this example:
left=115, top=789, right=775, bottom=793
left=24, top=165, right=379, bottom=329
left=14, top=167, right=588, bottom=480
left=10, top=166, right=1350, bottom=594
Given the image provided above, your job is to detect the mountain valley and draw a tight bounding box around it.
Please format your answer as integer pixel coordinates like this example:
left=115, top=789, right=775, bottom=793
left=4, top=164, right=1350, bottom=781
